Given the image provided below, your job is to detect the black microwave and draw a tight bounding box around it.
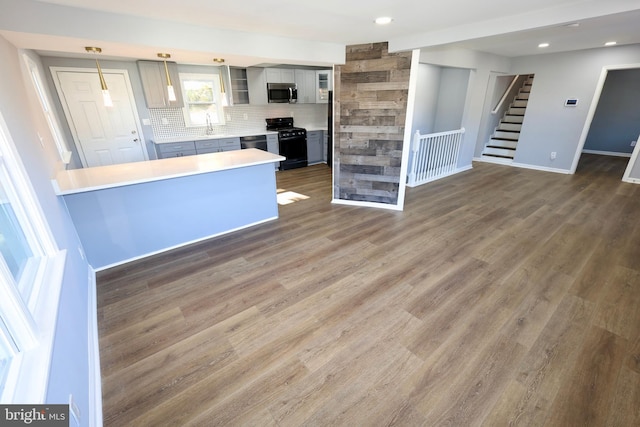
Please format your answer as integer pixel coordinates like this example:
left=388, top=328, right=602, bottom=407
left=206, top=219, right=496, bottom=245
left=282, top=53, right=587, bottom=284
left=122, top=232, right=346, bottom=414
left=267, top=83, right=298, bottom=104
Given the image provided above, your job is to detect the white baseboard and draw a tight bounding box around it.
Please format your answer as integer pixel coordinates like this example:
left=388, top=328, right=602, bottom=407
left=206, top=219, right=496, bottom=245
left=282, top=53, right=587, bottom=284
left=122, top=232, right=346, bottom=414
left=87, top=267, right=103, bottom=427
left=511, top=162, right=571, bottom=174
left=582, top=149, right=632, bottom=158
left=622, top=176, right=640, bottom=184
left=331, top=198, right=404, bottom=211
left=473, top=156, right=571, bottom=174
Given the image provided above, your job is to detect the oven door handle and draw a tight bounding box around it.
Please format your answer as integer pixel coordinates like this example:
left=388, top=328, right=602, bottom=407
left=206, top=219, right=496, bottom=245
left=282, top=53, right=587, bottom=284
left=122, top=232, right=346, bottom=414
left=279, top=136, right=303, bottom=142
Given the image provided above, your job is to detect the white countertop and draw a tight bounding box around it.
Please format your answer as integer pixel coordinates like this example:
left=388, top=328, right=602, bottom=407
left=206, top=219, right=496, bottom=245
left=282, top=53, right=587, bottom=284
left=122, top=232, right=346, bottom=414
left=154, top=130, right=279, bottom=144
left=53, top=149, right=285, bottom=195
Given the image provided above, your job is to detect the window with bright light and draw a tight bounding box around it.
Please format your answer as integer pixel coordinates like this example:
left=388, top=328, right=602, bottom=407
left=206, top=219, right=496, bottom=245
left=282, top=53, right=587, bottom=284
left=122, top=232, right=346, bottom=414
left=23, top=54, right=72, bottom=165
left=179, top=72, right=225, bottom=128
left=0, top=111, right=65, bottom=403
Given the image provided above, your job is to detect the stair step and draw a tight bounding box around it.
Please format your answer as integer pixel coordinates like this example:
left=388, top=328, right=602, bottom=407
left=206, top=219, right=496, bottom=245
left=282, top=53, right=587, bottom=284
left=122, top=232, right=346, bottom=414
left=502, top=115, right=524, bottom=123
left=508, top=107, right=526, bottom=115
left=481, top=154, right=514, bottom=164
left=493, top=130, right=520, bottom=140
left=488, top=139, right=518, bottom=149
left=521, top=86, right=531, bottom=93
left=518, top=92, right=530, bottom=100
left=498, top=122, right=522, bottom=131
left=483, top=146, right=516, bottom=158
left=502, top=115, right=524, bottom=124
left=512, top=99, right=528, bottom=108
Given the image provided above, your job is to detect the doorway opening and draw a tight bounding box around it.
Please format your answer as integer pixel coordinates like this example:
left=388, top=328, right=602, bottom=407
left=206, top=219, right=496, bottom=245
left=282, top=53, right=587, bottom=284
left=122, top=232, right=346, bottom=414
left=51, top=67, right=147, bottom=168
left=571, top=64, right=640, bottom=182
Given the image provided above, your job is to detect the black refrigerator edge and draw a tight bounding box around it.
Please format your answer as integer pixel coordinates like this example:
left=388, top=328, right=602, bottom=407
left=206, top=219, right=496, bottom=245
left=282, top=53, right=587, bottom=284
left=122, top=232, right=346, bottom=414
left=327, top=90, right=333, bottom=168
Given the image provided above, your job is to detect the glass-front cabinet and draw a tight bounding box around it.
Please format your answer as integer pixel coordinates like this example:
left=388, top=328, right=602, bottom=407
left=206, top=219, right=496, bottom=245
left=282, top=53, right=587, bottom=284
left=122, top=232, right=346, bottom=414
left=229, top=67, right=250, bottom=105
left=316, top=70, right=332, bottom=103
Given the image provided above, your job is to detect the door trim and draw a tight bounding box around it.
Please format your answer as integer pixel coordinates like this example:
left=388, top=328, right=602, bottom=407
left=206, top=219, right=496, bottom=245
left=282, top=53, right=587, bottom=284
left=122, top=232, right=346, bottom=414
left=50, top=66, right=147, bottom=168
left=570, top=62, right=640, bottom=177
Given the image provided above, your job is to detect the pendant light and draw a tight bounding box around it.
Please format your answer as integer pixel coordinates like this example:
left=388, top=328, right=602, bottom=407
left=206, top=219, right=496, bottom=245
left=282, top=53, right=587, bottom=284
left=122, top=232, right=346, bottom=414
left=157, top=53, right=177, bottom=102
left=214, top=58, right=228, bottom=106
left=85, top=47, right=113, bottom=107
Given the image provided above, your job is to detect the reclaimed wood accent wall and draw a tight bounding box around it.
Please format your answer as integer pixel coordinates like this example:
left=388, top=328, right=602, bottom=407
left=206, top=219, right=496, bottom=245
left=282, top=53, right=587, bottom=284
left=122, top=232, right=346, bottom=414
left=333, top=42, right=412, bottom=205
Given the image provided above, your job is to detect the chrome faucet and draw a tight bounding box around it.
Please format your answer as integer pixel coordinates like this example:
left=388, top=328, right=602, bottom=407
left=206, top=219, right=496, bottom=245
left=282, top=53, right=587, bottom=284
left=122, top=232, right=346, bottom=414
left=206, top=112, right=214, bottom=135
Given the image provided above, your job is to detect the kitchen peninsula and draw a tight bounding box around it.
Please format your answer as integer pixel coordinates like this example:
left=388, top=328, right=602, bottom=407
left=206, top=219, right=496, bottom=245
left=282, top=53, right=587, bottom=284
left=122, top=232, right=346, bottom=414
left=54, top=149, right=284, bottom=270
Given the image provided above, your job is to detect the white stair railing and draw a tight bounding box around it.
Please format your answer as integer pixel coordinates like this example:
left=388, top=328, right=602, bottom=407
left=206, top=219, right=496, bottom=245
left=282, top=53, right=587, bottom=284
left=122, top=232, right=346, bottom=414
left=407, top=128, right=465, bottom=187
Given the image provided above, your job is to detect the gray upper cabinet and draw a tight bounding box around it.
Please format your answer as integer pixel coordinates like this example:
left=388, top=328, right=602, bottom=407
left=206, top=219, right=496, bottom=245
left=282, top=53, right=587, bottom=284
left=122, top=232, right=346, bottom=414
left=295, top=69, right=316, bottom=104
left=137, top=60, right=184, bottom=109
left=246, top=67, right=268, bottom=105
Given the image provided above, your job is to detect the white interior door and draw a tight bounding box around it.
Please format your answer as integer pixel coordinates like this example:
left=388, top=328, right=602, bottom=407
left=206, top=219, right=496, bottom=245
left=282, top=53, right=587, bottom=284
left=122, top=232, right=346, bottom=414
left=54, top=69, right=147, bottom=167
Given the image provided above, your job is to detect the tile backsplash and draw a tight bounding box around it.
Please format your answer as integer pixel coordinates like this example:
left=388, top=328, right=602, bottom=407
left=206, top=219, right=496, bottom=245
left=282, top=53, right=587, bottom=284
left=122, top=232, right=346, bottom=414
left=149, top=103, right=328, bottom=140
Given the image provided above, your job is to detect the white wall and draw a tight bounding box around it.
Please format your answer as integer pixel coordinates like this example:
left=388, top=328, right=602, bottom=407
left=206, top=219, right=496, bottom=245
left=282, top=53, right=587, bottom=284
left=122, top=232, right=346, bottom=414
left=0, top=34, right=93, bottom=416
left=510, top=44, right=640, bottom=171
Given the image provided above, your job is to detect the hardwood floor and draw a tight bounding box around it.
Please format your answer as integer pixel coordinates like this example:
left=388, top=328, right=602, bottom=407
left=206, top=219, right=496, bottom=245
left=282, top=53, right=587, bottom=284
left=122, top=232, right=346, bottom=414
left=97, top=154, right=640, bottom=426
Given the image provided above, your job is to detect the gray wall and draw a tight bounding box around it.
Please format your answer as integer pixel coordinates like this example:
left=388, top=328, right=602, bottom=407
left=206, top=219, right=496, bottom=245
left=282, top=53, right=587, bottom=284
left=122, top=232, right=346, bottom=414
left=433, top=67, right=470, bottom=132
left=510, top=44, right=640, bottom=171
left=584, top=68, right=640, bottom=154
left=41, top=56, right=158, bottom=167
left=418, top=47, right=512, bottom=168
left=630, top=152, right=640, bottom=179
left=412, top=63, right=441, bottom=135
left=0, top=35, right=92, bottom=415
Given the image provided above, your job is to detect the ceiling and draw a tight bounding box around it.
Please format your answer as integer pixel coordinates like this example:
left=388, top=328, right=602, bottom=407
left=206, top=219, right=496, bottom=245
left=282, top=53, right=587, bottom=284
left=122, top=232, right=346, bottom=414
left=3, top=0, right=640, bottom=66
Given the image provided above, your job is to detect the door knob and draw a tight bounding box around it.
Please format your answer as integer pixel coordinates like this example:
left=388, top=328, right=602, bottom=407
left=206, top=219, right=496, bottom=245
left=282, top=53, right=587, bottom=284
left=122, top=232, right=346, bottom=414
left=133, top=138, right=139, bottom=142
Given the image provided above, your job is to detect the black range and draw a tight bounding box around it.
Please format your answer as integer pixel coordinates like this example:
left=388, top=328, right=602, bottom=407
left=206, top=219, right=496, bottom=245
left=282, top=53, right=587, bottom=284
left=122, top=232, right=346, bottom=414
left=266, top=117, right=308, bottom=170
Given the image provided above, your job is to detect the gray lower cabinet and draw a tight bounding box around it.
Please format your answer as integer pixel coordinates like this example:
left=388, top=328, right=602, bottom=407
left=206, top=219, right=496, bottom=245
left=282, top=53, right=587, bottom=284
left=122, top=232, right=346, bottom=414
left=194, top=139, right=219, bottom=154
left=306, top=130, right=324, bottom=164
left=156, top=141, right=196, bottom=158
left=195, top=138, right=240, bottom=153
left=216, top=137, right=241, bottom=152
left=266, top=133, right=280, bottom=170
left=156, top=137, right=241, bottom=158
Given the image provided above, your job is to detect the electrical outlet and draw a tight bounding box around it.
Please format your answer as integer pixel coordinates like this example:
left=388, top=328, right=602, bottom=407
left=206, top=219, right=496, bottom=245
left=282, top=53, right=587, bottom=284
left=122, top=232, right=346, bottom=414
left=161, top=117, right=169, bottom=125
left=142, top=118, right=151, bottom=126
left=631, top=140, right=637, bottom=147
left=69, top=394, right=81, bottom=426
left=550, top=151, right=557, bottom=160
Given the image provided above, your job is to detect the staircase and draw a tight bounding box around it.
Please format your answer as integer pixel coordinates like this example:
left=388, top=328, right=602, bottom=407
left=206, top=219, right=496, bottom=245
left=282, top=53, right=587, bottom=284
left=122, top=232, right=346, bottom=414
left=482, top=75, right=533, bottom=161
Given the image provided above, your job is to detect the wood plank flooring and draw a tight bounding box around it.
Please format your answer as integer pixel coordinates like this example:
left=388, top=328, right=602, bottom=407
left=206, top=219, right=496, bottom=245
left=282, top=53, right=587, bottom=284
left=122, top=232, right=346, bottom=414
left=97, top=154, right=640, bottom=426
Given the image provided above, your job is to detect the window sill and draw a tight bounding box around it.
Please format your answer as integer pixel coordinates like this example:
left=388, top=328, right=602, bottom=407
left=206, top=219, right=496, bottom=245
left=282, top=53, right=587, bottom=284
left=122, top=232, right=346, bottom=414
left=1, top=250, right=66, bottom=403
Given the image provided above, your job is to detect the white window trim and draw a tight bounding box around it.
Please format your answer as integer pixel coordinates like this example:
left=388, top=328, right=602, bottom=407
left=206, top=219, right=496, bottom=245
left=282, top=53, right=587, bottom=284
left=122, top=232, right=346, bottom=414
left=0, top=111, right=65, bottom=404
left=179, top=72, right=226, bottom=128
left=22, top=53, right=72, bottom=165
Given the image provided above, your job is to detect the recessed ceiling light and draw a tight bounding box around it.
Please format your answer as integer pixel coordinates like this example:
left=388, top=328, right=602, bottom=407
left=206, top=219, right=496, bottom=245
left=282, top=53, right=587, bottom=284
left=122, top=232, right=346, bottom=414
left=538, top=43, right=550, bottom=48
left=604, top=41, right=617, bottom=46
left=375, top=17, right=393, bottom=25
